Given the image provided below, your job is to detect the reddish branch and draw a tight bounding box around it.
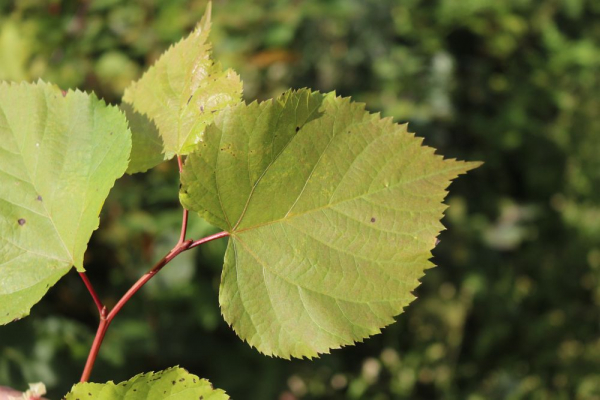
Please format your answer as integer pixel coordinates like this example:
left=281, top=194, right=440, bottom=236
left=78, top=272, right=103, bottom=315
left=189, top=230, right=229, bottom=249
left=78, top=155, right=229, bottom=382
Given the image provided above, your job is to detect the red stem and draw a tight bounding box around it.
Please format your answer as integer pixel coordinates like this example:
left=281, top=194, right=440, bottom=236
left=79, top=154, right=229, bottom=382
left=79, top=232, right=228, bottom=382
left=189, top=231, right=230, bottom=249
left=106, top=239, right=192, bottom=321
left=78, top=272, right=104, bottom=315
left=80, top=307, right=108, bottom=383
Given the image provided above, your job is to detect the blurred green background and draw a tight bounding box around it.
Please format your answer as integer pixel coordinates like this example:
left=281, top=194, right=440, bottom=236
left=1, top=0, right=599, bottom=399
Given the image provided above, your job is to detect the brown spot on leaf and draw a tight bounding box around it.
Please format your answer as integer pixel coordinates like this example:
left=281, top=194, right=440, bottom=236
left=370, top=217, right=376, bottom=223
left=18, top=218, right=26, bottom=226
left=36, top=195, right=43, bottom=201
left=295, top=126, right=300, bottom=132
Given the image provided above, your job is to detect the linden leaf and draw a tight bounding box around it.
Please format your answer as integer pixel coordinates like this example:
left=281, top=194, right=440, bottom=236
left=0, top=81, right=131, bottom=325
left=180, top=89, right=481, bottom=359
left=64, top=367, right=228, bottom=400
left=123, top=2, right=243, bottom=158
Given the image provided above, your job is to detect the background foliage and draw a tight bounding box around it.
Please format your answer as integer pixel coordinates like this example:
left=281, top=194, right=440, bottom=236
left=0, top=0, right=599, bottom=399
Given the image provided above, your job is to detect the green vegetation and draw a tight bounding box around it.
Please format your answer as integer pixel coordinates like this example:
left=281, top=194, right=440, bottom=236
left=0, top=0, right=598, bottom=399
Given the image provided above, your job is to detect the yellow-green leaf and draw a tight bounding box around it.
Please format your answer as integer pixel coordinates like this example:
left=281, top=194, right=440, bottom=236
left=180, top=89, right=481, bottom=359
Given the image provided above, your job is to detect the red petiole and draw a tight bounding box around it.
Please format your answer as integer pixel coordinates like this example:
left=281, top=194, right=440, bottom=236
left=78, top=155, right=229, bottom=382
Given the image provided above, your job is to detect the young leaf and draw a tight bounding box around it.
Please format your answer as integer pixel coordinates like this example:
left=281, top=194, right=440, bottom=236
left=180, top=89, right=481, bottom=359
left=64, top=367, right=228, bottom=400
left=0, top=81, right=131, bottom=325
left=123, top=3, right=243, bottom=158
left=121, top=103, right=166, bottom=174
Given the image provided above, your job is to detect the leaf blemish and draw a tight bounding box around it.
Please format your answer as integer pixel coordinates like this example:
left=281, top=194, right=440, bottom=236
left=18, top=218, right=26, bottom=226
left=36, top=195, right=43, bottom=201
left=370, top=217, right=376, bottom=223
left=295, top=126, right=300, bottom=132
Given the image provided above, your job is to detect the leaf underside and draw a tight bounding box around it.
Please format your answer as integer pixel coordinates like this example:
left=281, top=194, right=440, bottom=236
left=64, top=367, right=229, bottom=400
left=0, top=81, right=131, bottom=325
left=180, top=89, right=481, bottom=359
left=123, top=3, right=243, bottom=159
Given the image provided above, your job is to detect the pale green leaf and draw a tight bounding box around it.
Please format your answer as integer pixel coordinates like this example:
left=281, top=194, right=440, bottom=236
left=64, top=367, right=228, bottom=400
left=0, top=81, right=131, bottom=325
left=123, top=3, right=243, bottom=158
left=180, top=89, right=481, bottom=358
left=121, top=103, right=166, bottom=174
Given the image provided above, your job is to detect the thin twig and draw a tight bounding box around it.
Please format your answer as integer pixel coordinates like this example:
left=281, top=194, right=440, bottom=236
left=189, top=231, right=229, bottom=249
left=78, top=272, right=104, bottom=315
left=107, top=239, right=193, bottom=321
left=79, top=154, right=230, bottom=382
left=79, top=230, right=228, bottom=382
left=80, top=306, right=107, bottom=382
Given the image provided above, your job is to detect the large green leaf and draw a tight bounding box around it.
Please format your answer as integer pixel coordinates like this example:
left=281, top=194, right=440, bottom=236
left=0, top=81, right=131, bottom=325
left=123, top=3, right=243, bottom=158
left=64, top=367, right=228, bottom=400
left=180, top=89, right=481, bottom=359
